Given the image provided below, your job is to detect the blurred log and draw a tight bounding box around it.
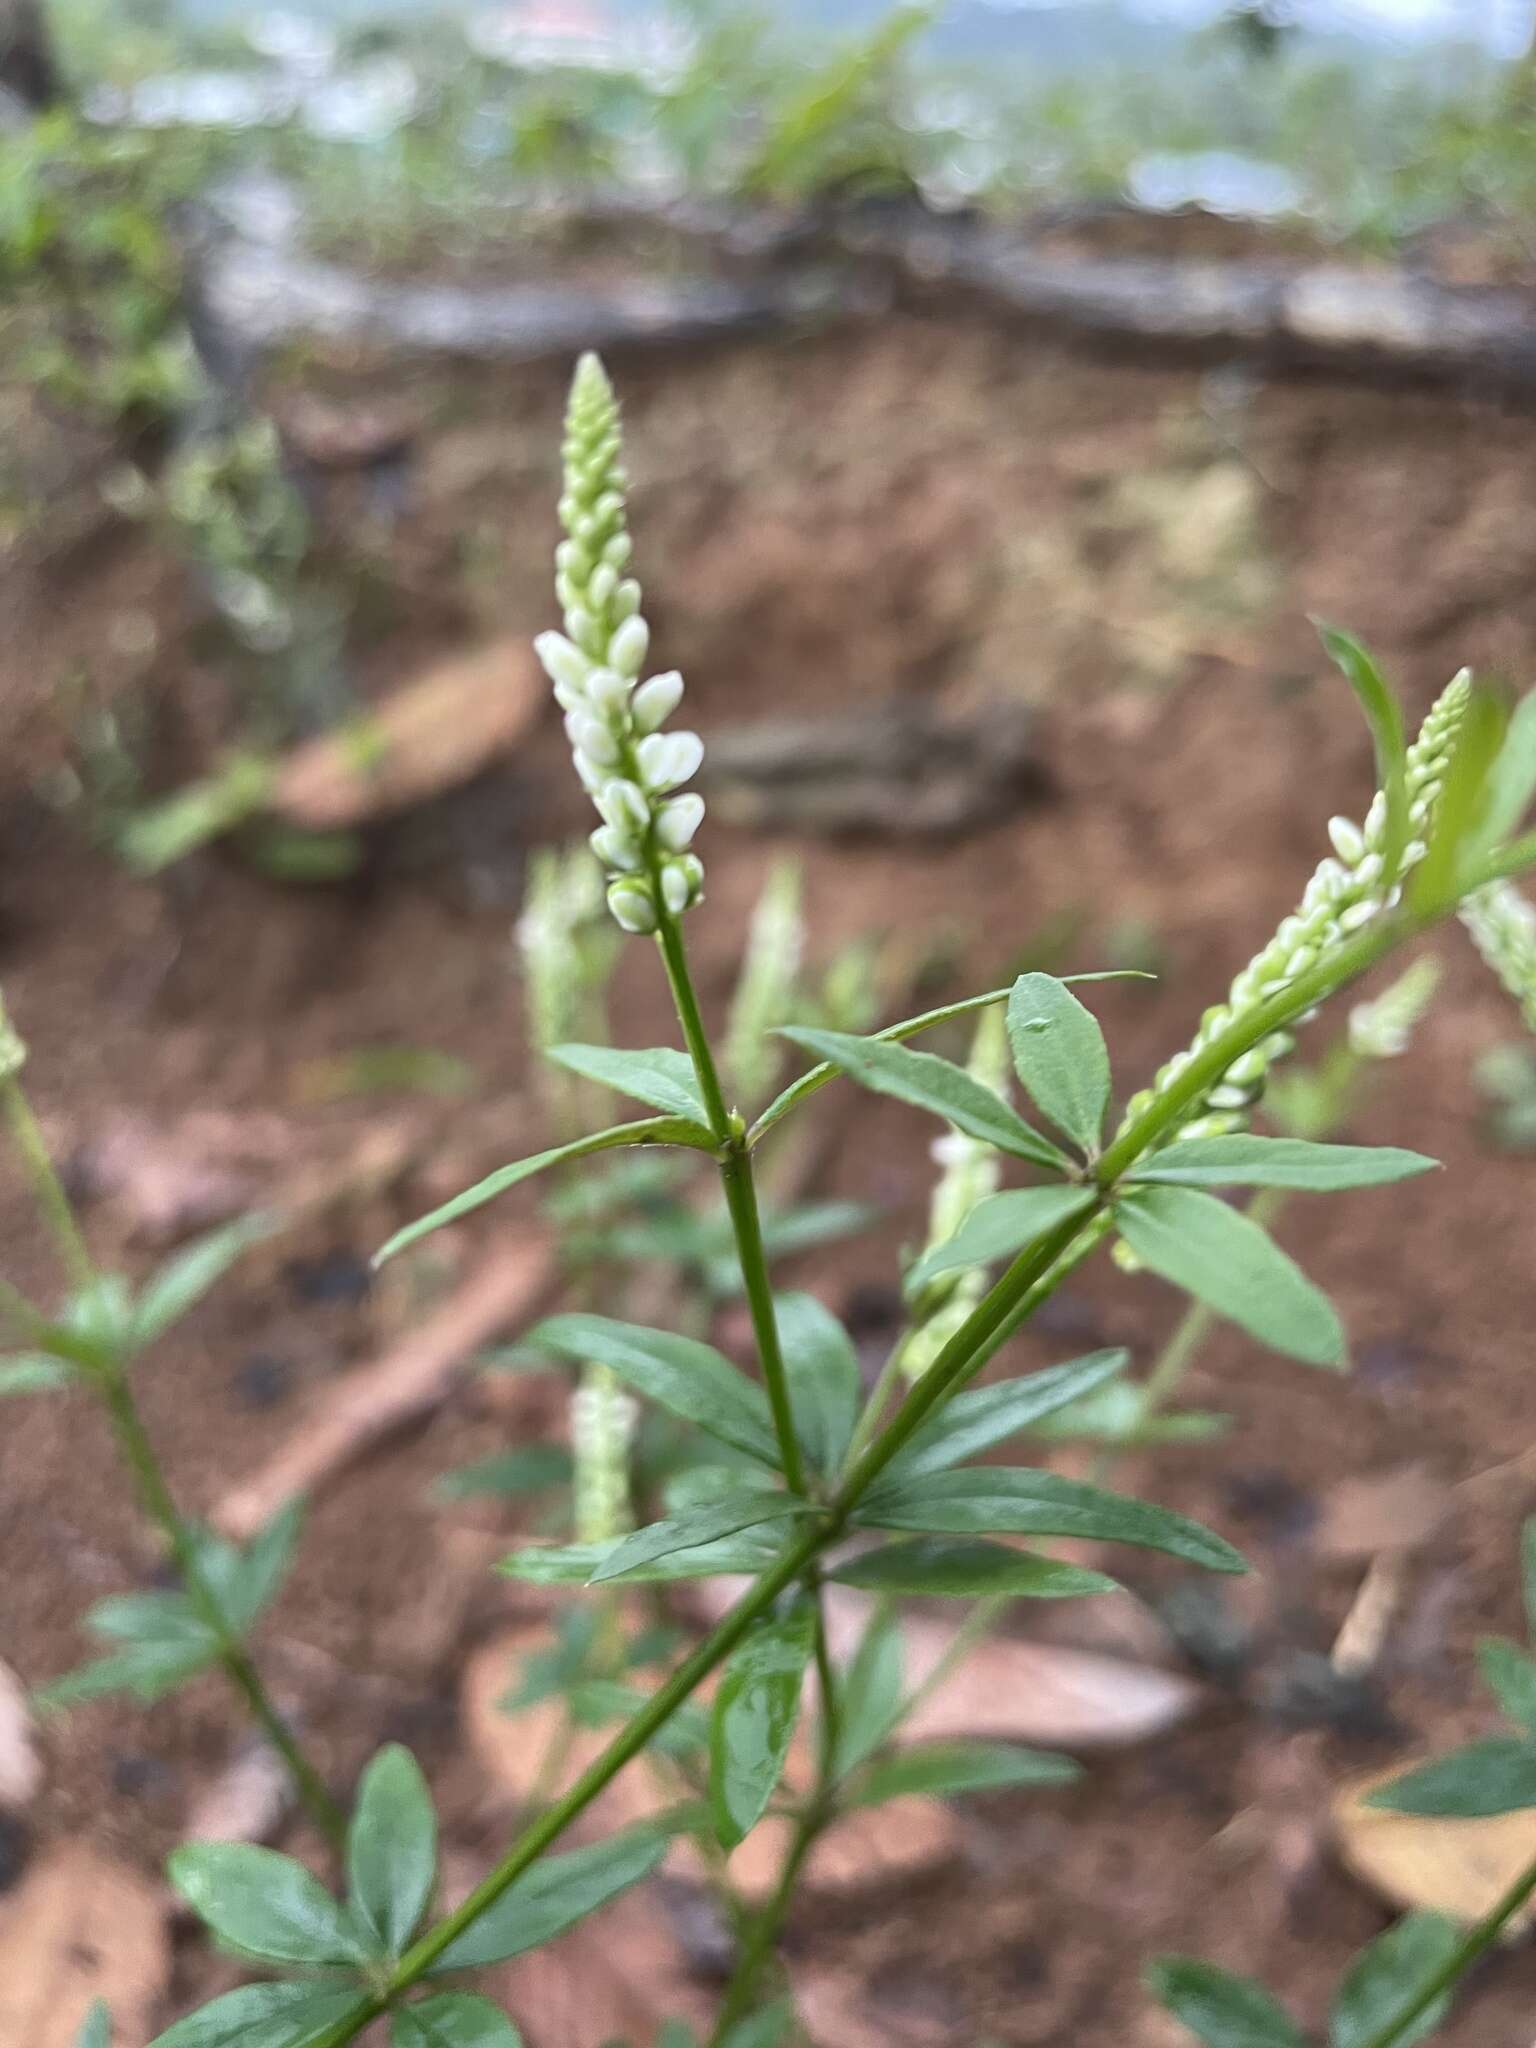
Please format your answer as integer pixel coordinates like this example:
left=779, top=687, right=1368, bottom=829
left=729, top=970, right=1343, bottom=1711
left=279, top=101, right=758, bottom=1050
left=213, top=1237, right=554, bottom=1540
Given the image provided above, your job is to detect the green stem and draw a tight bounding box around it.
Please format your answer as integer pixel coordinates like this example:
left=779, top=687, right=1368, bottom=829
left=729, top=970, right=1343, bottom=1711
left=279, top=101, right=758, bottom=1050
left=656, top=906, right=806, bottom=1496
left=3, top=1077, right=94, bottom=1293
left=0, top=1069, right=344, bottom=1850
left=315, top=888, right=1498, bottom=2045
left=1355, top=1851, right=1536, bottom=2048
left=96, top=1369, right=346, bottom=1848
left=708, top=1804, right=822, bottom=2046
left=332, top=1519, right=833, bottom=2033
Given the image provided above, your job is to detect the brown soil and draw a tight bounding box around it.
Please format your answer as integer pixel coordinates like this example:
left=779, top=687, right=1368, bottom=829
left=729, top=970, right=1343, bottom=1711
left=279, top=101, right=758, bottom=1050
left=6, top=298, right=1536, bottom=2044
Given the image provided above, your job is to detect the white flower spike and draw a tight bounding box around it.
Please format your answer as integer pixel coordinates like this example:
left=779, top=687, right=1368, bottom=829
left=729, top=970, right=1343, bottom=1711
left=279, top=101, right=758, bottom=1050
left=535, top=353, right=706, bottom=935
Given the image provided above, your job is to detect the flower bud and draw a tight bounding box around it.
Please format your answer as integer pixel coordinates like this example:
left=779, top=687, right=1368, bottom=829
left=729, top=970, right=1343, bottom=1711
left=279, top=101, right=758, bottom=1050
left=590, top=823, right=641, bottom=872
left=655, top=792, right=705, bottom=851
left=1328, top=815, right=1366, bottom=864
left=607, top=877, right=658, bottom=934
left=572, top=716, right=620, bottom=768
left=584, top=666, right=630, bottom=714
left=597, top=778, right=650, bottom=833
left=632, top=671, right=684, bottom=734
left=535, top=630, right=591, bottom=697
left=609, top=614, right=650, bottom=679
left=637, top=730, right=704, bottom=793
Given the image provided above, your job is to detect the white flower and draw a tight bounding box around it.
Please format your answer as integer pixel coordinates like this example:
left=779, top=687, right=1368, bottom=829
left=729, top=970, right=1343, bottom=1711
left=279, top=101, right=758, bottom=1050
left=538, top=354, right=706, bottom=933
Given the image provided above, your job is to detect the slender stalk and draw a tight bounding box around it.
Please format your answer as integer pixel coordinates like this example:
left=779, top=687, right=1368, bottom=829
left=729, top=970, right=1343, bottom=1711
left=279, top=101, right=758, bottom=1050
left=97, top=1372, right=346, bottom=1847
left=2, top=1077, right=94, bottom=1293
left=657, top=905, right=807, bottom=1496
left=313, top=887, right=1506, bottom=2045
left=0, top=1066, right=344, bottom=1849
left=1355, top=1850, right=1536, bottom=2048
left=708, top=1803, right=821, bottom=2045
left=839, top=1340, right=909, bottom=1478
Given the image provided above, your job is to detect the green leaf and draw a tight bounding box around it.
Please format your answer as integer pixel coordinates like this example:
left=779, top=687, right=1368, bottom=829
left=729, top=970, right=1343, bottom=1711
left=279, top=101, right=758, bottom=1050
left=750, top=975, right=1147, bottom=1145
left=1476, top=686, right=1536, bottom=852
left=533, top=1313, right=781, bottom=1465
left=131, top=1214, right=274, bottom=1350
left=227, top=1499, right=304, bottom=1632
left=710, top=1600, right=817, bottom=1847
left=148, top=1985, right=370, bottom=2048
left=76, top=2001, right=111, bottom=2048
left=1412, top=679, right=1510, bottom=910
left=831, top=1538, right=1116, bottom=1601
left=167, top=1843, right=369, bottom=1965
left=1521, top=1516, right=1536, bottom=1639
left=347, top=1744, right=437, bottom=1957
left=499, top=1532, right=784, bottom=1585
left=86, top=1591, right=211, bottom=1646
left=857, top=1467, right=1246, bottom=1574
left=775, top=1292, right=860, bottom=1475
left=1478, top=1637, right=1536, bottom=1734
left=434, top=1445, right=573, bottom=1502
left=0, top=1355, right=76, bottom=1395
left=35, top=1637, right=216, bottom=1711
left=547, top=1044, right=708, bottom=1124
left=778, top=1027, right=1068, bottom=1170
left=1147, top=1956, right=1306, bottom=2048
left=1115, top=1186, right=1345, bottom=1368
left=905, top=1187, right=1097, bottom=1293
left=1366, top=1736, right=1536, bottom=1817
left=430, top=1827, right=669, bottom=1971
left=1125, top=1135, right=1438, bottom=1192
left=374, top=1119, right=716, bottom=1266
left=717, top=2003, right=793, bottom=2048
left=1026, top=1381, right=1230, bottom=1446
left=391, top=1994, right=524, bottom=2048
left=1006, top=974, right=1112, bottom=1154
left=885, top=1351, right=1128, bottom=1480
left=1329, top=1912, right=1461, bottom=2048
left=590, top=1498, right=811, bottom=1584
left=848, top=1740, right=1079, bottom=1808
left=833, top=1603, right=905, bottom=1776
left=1317, top=623, right=1409, bottom=884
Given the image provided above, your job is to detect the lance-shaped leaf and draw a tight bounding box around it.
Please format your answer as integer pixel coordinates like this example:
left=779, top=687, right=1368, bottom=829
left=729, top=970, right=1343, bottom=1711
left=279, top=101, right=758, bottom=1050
left=1330, top=1913, right=1461, bottom=2048
left=1478, top=1637, right=1536, bottom=1733
left=1115, top=1186, right=1345, bottom=1368
left=1474, top=685, right=1536, bottom=855
left=590, top=1496, right=812, bottom=1584
left=499, top=1531, right=785, bottom=1585
left=778, top=1027, right=1068, bottom=1170
left=392, top=1994, right=524, bottom=2048
left=131, top=1213, right=275, bottom=1351
left=848, top=1740, right=1079, bottom=1808
left=546, top=1044, right=708, bottom=1123
left=1365, top=1736, right=1536, bottom=1818
left=76, top=2003, right=111, bottom=2048
left=1124, top=1135, right=1437, bottom=1192
left=856, top=1467, right=1245, bottom=1574
left=533, top=1312, right=781, bottom=1465
left=167, top=1842, right=371, bottom=1965
left=347, top=1744, right=438, bottom=1957
left=775, top=1292, right=860, bottom=1475
left=905, top=1186, right=1098, bottom=1293
left=1147, top=1956, right=1306, bottom=2048
left=1412, top=679, right=1510, bottom=911
left=1318, top=623, right=1409, bottom=884
left=833, top=1604, right=905, bottom=1776
left=750, top=975, right=1149, bottom=1146
left=710, top=1601, right=816, bottom=1847
left=884, top=1350, right=1128, bottom=1480
left=0, top=1356, right=77, bottom=1396
left=429, top=1827, right=669, bottom=1972
left=831, top=1537, right=1115, bottom=1601
left=374, top=1118, right=715, bottom=1266
left=1006, top=974, right=1112, bottom=1154
left=148, top=1983, right=370, bottom=2048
